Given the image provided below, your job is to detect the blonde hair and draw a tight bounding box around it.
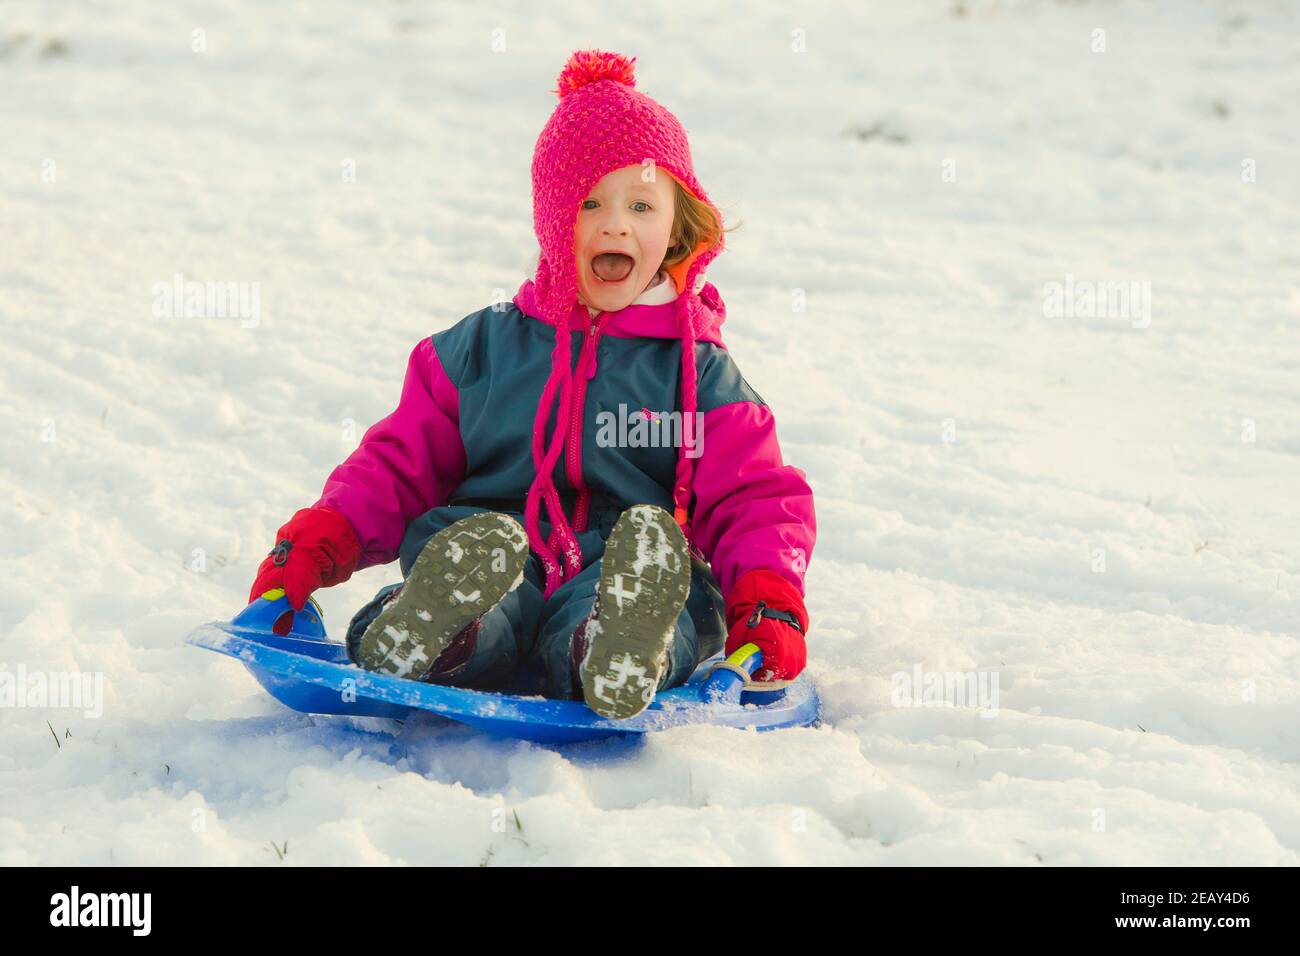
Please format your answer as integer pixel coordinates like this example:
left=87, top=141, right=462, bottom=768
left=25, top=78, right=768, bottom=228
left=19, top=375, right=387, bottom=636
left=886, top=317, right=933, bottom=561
left=662, top=179, right=738, bottom=273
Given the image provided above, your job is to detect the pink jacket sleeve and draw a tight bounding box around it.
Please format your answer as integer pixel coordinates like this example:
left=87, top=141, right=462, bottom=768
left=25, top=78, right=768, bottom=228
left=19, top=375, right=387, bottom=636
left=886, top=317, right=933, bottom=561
left=689, top=400, right=816, bottom=601
left=313, top=337, right=466, bottom=570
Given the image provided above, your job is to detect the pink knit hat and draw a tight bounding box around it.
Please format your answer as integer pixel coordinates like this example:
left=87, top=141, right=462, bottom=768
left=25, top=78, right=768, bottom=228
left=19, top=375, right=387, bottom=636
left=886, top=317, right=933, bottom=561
left=524, top=50, right=725, bottom=599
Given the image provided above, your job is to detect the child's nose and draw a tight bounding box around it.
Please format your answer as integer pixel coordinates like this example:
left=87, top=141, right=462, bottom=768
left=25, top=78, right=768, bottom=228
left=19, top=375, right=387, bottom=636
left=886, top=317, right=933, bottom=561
left=599, top=209, right=631, bottom=236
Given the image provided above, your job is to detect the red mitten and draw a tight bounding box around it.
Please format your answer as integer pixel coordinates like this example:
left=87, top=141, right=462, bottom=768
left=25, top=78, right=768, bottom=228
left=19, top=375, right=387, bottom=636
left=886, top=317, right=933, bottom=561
left=248, top=507, right=362, bottom=612
left=724, top=569, right=809, bottom=682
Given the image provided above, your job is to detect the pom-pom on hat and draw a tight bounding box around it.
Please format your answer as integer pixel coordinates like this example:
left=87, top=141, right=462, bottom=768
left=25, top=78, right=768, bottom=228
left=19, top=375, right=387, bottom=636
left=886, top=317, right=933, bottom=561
left=524, top=50, right=725, bottom=598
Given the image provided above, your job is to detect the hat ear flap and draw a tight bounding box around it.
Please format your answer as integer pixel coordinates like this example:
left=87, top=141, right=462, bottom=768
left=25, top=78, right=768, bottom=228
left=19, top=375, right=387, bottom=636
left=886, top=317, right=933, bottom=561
left=661, top=172, right=723, bottom=295
left=665, top=237, right=716, bottom=296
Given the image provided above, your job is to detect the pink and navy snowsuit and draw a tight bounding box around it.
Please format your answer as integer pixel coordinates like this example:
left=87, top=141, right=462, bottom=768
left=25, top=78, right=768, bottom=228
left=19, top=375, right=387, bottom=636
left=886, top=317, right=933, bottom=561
left=317, top=276, right=816, bottom=698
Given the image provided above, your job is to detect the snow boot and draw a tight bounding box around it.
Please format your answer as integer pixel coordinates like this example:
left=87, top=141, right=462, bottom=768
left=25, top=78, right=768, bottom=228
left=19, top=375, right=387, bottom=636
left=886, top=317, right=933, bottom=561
left=578, top=504, right=691, bottom=719
left=354, top=512, right=529, bottom=681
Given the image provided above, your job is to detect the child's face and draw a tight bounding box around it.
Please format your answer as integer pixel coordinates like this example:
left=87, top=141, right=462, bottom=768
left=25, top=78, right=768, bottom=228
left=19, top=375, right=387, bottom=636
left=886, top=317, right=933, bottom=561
left=574, top=164, right=676, bottom=313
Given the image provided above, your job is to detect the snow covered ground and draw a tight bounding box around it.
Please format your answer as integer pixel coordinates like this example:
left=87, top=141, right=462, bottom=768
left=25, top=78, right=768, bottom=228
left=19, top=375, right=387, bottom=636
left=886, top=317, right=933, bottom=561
left=3, top=0, right=1298, bottom=865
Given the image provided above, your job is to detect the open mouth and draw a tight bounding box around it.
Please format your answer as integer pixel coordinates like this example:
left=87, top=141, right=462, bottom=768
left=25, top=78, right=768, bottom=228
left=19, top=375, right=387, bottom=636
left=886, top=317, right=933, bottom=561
left=590, top=252, right=635, bottom=284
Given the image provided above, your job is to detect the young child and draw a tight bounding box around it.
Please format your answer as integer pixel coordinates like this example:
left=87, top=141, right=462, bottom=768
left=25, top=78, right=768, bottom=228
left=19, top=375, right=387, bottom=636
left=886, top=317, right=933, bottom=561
left=248, top=50, right=816, bottom=720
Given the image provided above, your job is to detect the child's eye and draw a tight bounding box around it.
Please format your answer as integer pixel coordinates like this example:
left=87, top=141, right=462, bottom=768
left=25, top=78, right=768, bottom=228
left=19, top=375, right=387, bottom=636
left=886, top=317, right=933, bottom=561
left=580, top=199, right=651, bottom=212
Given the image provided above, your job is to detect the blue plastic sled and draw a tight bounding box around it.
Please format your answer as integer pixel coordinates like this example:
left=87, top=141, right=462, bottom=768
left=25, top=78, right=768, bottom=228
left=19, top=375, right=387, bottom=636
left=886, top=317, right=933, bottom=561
left=186, top=592, right=820, bottom=744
